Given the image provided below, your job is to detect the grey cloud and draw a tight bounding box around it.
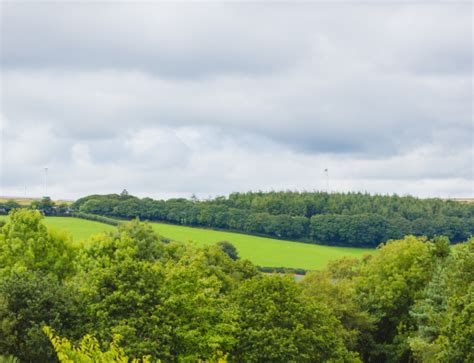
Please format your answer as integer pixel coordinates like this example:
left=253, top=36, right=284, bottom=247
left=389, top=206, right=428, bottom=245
left=4, top=67, right=469, bottom=157
left=1, top=2, right=472, bottom=199
left=4, top=3, right=470, bottom=78
left=1, top=3, right=311, bottom=78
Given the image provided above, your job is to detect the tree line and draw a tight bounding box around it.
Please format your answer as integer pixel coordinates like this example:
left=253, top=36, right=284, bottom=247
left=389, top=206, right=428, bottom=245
left=71, top=192, right=474, bottom=247
left=0, top=209, right=472, bottom=362
left=0, top=197, right=70, bottom=216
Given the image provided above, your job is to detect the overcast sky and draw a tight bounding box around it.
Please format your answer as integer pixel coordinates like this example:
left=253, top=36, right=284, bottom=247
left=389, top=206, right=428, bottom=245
left=0, top=1, right=472, bottom=200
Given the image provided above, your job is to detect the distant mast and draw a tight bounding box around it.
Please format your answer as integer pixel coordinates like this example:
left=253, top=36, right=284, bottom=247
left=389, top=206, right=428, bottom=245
left=43, top=167, right=48, bottom=197
left=324, top=168, right=329, bottom=193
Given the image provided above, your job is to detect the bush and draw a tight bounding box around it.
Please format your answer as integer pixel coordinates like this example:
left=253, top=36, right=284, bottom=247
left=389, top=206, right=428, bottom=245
left=258, top=266, right=307, bottom=275
left=71, top=212, right=122, bottom=226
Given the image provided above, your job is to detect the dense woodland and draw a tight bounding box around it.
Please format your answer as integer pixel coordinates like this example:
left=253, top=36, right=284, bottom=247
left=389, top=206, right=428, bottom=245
left=70, top=192, right=474, bottom=247
left=0, top=209, right=473, bottom=362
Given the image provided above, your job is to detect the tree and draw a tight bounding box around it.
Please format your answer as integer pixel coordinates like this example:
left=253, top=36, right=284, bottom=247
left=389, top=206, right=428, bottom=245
left=355, top=236, right=438, bottom=362
left=44, top=327, right=151, bottom=363
left=75, top=256, right=167, bottom=359
left=410, top=238, right=474, bottom=362
left=76, top=222, right=245, bottom=361
left=70, top=192, right=474, bottom=248
left=217, top=241, right=239, bottom=260
left=0, top=209, right=76, bottom=279
left=0, top=200, right=21, bottom=214
left=232, top=274, right=360, bottom=362
left=0, top=271, right=85, bottom=362
left=30, top=197, right=56, bottom=216
left=301, top=257, right=374, bottom=352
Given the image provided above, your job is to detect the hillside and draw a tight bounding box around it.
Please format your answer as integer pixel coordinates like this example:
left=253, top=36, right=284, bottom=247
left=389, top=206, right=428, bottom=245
left=0, top=215, right=373, bottom=270
left=73, top=191, right=474, bottom=247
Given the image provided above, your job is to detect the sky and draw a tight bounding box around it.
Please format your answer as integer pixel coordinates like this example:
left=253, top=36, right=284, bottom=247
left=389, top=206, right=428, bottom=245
left=0, top=1, right=472, bottom=200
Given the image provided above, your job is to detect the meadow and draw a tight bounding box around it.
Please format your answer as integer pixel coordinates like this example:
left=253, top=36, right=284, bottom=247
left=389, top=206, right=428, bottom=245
left=0, top=215, right=374, bottom=269
left=0, top=215, right=116, bottom=241
left=150, top=222, right=373, bottom=269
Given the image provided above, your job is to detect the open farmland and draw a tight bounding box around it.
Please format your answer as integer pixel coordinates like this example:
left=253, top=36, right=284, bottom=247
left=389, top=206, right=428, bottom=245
left=0, top=215, right=374, bottom=269
left=150, top=222, right=374, bottom=270
left=0, top=216, right=116, bottom=242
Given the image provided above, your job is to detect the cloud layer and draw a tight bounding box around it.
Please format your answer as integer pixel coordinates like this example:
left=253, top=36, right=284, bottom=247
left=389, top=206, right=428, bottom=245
left=1, top=2, right=472, bottom=199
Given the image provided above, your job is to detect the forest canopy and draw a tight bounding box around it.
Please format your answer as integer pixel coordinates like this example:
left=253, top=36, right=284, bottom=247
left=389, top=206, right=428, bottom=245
left=0, top=209, right=472, bottom=362
left=71, top=192, right=474, bottom=247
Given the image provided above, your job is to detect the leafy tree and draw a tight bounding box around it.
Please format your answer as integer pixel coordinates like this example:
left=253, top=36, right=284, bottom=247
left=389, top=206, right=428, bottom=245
left=355, top=236, right=438, bottom=362
left=217, top=241, right=239, bottom=260
left=56, top=203, right=71, bottom=215
left=30, top=197, right=56, bottom=216
left=0, top=200, right=21, bottom=214
left=0, top=356, right=19, bottom=363
left=70, top=192, right=473, bottom=247
left=3, top=207, right=472, bottom=362
left=154, top=249, right=239, bottom=361
left=410, top=238, right=474, bottom=362
left=76, top=222, right=247, bottom=360
left=232, top=274, right=360, bottom=362
left=0, top=209, right=76, bottom=279
left=301, top=257, right=374, bottom=351
left=43, top=327, right=151, bottom=363
left=0, top=271, right=85, bottom=362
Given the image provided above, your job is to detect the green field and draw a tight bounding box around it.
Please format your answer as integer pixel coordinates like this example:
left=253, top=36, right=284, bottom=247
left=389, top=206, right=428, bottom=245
left=0, top=216, right=116, bottom=242
left=150, top=223, right=373, bottom=269
left=0, top=215, right=374, bottom=270
left=45, top=217, right=116, bottom=241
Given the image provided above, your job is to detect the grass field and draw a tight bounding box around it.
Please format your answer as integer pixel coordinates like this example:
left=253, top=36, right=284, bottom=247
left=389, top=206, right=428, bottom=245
left=1, top=215, right=374, bottom=269
left=150, top=222, right=373, bottom=270
left=0, top=216, right=116, bottom=242
left=45, top=217, right=116, bottom=241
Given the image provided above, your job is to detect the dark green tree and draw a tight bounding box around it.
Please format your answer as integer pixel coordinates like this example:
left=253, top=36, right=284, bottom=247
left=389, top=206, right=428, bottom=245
left=217, top=241, right=239, bottom=260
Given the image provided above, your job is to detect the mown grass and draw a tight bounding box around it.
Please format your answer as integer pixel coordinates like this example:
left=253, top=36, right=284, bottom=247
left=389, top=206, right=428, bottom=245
left=150, top=222, right=374, bottom=270
left=44, top=216, right=116, bottom=241
left=0, top=215, right=374, bottom=270
left=0, top=216, right=115, bottom=242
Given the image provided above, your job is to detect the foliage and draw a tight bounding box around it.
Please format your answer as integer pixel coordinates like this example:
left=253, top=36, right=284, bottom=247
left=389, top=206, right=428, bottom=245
left=72, top=211, right=122, bottom=226
left=217, top=241, right=239, bottom=260
left=0, top=271, right=85, bottom=362
left=149, top=221, right=373, bottom=270
left=0, top=356, right=19, bottom=363
left=0, top=214, right=374, bottom=270
left=74, top=221, right=255, bottom=360
left=1, top=209, right=473, bottom=362
left=232, top=274, right=361, bottom=362
left=0, top=200, right=21, bottom=215
left=31, top=197, right=56, bottom=216
left=409, top=238, right=474, bottom=362
left=72, top=192, right=474, bottom=247
left=258, top=266, right=307, bottom=275
left=301, top=258, right=374, bottom=351
left=43, top=327, right=151, bottom=363
left=0, top=209, right=76, bottom=279
left=354, top=236, right=439, bottom=362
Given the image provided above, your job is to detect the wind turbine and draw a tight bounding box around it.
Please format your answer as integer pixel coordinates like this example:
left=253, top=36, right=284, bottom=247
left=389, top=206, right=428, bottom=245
left=324, top=168, right=329, bottom=193
left=44, top=167, right=48, bottom=197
